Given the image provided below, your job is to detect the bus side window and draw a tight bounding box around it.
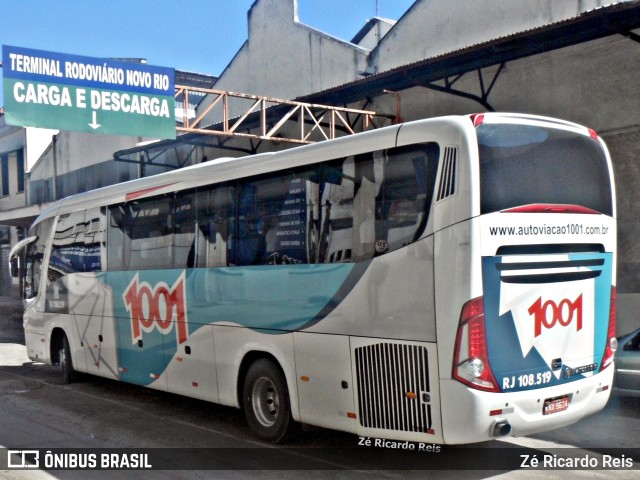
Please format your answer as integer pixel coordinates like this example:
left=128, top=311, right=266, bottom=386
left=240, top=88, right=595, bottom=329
left=230, top=182, right=267, bottom=266
left=317, top=144, right=439, bottom=264
left=232, top=169, right=318, bottom=266
left=126, top=196, right=174, bottom=270
left=195, top=183, right=235, bottom=268
left=48, top=208, right=106, bottom=278
left=376, top=143, right=439, bottom=254
left=24, top=251, right=42, bottom=300
left=174, top=190, right=197, bottom=268
left=352, top=152, right=377, bottom=262
left=48, top=211, right=86, bottom=280
left=84, top=207, right=107, bottom=273
left=318, top=157, right=356, bottom=263
left=107, top=205, right=126, bottom=271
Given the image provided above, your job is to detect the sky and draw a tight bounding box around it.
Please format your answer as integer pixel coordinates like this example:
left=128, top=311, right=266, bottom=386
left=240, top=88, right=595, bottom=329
left=0, top=0, right=415, bottom=107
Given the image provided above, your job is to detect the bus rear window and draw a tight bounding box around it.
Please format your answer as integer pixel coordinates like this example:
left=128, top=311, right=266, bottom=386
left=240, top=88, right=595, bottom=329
left=478, top=124, right=613, bottom=216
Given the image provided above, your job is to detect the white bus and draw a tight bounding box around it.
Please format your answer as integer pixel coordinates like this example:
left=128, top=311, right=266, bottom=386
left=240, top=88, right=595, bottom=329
left=11, top=113, right=617, bottom=444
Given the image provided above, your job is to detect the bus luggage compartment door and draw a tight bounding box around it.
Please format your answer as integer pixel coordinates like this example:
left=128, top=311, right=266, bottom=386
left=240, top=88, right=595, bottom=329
left=293, top=332, right=357, bottom=433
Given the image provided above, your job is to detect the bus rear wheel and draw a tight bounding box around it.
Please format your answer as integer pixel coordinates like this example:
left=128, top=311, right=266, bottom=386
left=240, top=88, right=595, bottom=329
left=242, top=359, right=296, bottom=443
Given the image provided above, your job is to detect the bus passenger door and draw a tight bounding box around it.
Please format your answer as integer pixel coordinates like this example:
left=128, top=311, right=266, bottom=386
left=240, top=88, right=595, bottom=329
left=293, top=333, right=357, bottom=433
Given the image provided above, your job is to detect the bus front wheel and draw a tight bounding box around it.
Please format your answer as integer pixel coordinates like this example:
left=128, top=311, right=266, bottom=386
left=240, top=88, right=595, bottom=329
left=242, top=359, right=296, bottom=443
left=58, top=335, right=76, bottom=384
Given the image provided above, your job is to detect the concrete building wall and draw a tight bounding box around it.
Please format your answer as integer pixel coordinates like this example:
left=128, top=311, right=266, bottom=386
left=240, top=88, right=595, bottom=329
left=0, top=121, right=32, bottom=296
left=52, top=132, right=135, bottom=176
left=201, top=0, right=369, bottom=121
left=370, top=0, right=623, bottom=73
left=351, top=18, right=396, bottom=51
left=368, top=34, right=640, bottom=131
left=0, top=123, right=25, bottom=160
left=0, top=125, right=26, bottom=213
left=0, top=118, right=57, bottom=213
left=27, top=131, right=139, bottom=203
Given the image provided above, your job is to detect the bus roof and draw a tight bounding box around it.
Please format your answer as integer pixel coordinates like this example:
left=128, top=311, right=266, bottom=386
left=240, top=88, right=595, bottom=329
left=31, top=113, right=599, bottom=227
left=34, top=120, right=404, bottom=224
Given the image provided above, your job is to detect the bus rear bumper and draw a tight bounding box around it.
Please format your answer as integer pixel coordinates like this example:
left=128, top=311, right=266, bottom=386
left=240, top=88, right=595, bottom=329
left=439, top=366, right=614, bottom=444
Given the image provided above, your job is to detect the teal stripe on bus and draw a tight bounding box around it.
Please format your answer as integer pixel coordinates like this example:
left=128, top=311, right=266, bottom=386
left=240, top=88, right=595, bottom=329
left=105, top=263, right=360, bottom=386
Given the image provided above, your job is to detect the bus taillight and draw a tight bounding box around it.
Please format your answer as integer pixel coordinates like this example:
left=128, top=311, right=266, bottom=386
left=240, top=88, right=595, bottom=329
left=453, top=297, right=500, bottom=392
left=470, top=113, right=485, bottom=127
left=599, top=286, right=617, bottom=372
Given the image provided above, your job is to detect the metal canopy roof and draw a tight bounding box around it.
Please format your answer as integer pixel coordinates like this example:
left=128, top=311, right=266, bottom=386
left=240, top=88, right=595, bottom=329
left=300, top=1, right=640, bottom=107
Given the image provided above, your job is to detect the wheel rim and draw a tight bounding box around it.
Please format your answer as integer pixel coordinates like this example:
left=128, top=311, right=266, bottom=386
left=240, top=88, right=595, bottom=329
left=251, top=376, right=280, bottom=427
left=59, top=346, right=67, bottom=370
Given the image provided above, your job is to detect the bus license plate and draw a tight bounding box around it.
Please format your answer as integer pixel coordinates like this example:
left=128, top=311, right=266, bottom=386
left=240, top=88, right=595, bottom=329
left=543, top=396, right=570, bottom=415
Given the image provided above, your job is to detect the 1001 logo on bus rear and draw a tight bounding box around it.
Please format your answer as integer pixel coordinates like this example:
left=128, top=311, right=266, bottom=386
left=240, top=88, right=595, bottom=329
left=123, top=272, right=189, bottom=345
left=528, top=294, right=583, bottom=337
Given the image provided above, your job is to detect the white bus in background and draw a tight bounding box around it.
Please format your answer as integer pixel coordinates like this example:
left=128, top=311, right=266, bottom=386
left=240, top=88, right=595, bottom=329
left=11, top=113, right=617, bottom=444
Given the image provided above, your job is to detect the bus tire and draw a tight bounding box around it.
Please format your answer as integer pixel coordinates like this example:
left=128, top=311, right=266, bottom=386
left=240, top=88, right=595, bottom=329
left=242, top=358, right=296, bottom=443
left=58, top=335, right=76, bottom=384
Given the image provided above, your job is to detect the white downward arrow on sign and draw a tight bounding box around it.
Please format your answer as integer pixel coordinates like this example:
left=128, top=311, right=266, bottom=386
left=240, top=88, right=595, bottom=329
left=89, top=111, right=101, bottom=130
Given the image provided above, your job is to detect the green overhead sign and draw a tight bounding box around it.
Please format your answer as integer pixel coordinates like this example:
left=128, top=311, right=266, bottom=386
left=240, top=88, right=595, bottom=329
left=2, top=45, right=176, bottom=139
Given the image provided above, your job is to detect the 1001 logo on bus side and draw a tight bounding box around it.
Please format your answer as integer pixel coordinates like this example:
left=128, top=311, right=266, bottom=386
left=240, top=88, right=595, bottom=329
left=123, top=272, right=189, bottom=345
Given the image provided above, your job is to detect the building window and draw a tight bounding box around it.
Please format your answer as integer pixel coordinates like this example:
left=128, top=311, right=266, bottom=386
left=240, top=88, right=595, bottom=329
left=0, top=149, right=26, bottom=195
left=16, top=150, right=25, bottom=193
left=0, top=155, right=8, bottom=197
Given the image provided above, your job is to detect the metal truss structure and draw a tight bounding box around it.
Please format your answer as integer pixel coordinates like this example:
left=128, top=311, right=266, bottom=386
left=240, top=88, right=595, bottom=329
left=174, top=85, right=393, bottom=145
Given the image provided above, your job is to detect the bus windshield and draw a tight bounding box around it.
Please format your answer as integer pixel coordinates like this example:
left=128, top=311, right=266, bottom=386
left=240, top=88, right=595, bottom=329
left=478, top=123, right=613, bottom=215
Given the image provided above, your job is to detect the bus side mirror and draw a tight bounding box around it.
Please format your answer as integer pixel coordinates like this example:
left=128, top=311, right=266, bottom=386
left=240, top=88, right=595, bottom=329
left=9, top=235, right=38, bottom=279
left=10, top=257, right=19, bottom=278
